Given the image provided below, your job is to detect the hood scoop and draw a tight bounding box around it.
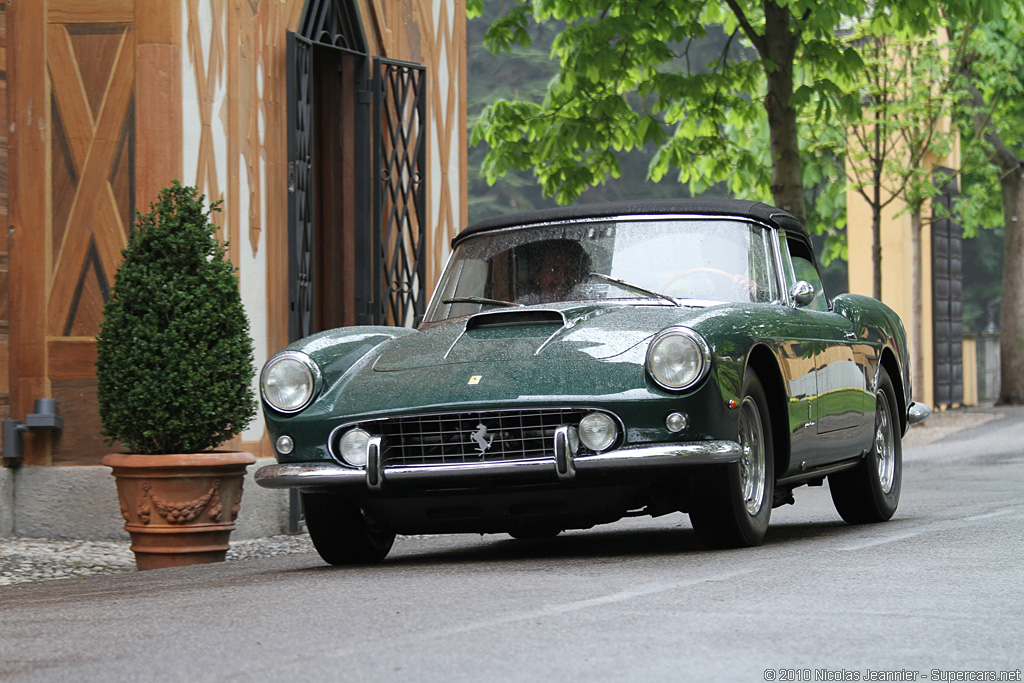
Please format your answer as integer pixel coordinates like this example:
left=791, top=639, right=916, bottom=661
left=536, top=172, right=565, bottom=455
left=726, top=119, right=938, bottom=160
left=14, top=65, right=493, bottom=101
left=446, top=308, right=567, bottom=358
left=465, top=309, right=566, bottom=331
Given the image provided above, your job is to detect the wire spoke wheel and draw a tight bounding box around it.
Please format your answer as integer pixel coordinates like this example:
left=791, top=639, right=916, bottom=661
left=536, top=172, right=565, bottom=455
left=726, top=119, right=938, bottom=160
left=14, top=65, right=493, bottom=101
left=829, top=367, right=902, bottom=524
left=874, top=392, right=896, bottom=494
left=690, top=368, right=774, bottom=548
left=738, top=397, right=767, bottom=516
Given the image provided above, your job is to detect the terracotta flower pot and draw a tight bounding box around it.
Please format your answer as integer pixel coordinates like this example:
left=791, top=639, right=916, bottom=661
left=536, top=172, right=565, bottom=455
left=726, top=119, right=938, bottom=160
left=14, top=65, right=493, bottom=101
left=102, top=451, right=256, bottom=570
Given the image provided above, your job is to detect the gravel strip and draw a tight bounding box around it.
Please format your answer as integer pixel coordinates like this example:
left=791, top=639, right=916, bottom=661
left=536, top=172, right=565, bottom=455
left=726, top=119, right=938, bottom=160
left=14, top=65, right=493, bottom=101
left=1, top=405, right=1017, bottom=586
left=0, top=534, right=315, bottom=586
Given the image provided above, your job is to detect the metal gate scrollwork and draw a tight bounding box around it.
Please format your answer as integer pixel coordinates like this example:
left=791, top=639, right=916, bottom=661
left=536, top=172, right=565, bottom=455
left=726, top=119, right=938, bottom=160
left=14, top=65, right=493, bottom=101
left=372, top=58, right=427, bottom=327
left=286, top=31, right=315, bottom=342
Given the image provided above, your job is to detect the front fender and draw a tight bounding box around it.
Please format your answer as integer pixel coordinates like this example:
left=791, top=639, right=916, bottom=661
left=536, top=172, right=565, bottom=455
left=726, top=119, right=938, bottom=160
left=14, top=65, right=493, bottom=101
left=285, top=326, right=418, bottom=378
left=262, top=327, right=418, bottom=454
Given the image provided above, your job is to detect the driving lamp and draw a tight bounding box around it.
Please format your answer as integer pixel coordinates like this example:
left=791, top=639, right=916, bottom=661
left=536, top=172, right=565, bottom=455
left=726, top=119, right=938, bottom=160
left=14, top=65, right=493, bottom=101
left=339, top=428, right=371, bottom=467
left=579, top=412, right=617, bottom=452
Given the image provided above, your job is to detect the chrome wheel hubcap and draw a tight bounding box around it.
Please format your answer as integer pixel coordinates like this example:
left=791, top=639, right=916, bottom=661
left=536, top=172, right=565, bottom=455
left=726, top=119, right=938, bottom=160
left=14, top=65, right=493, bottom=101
left=875, top=391, right=895, bottom=494
left=738, top=397, right=766, bottom=515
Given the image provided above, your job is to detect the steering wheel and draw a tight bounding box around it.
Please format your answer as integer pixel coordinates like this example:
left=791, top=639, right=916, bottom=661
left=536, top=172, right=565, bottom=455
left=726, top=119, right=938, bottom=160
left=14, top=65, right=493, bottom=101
left=661, top=267, right=758, bottom=300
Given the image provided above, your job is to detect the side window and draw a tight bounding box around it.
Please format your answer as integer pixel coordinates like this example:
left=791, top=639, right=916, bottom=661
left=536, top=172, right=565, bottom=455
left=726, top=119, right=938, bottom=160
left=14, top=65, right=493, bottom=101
left=748, top=224, right=778, bottom=303
left=786, top=237, right=828, bottom=312
left=777, top=231, right=796, bottom=296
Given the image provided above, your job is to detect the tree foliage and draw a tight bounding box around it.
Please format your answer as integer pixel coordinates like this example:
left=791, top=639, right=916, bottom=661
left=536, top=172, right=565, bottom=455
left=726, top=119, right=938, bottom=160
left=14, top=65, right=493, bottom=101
left=950, top=9, right=1024, bottom=404
left=96, top=182, right=257, bottom=454
left=471, top=0, right=966, bottom=228
left=466, top=1, right=730, bottom=223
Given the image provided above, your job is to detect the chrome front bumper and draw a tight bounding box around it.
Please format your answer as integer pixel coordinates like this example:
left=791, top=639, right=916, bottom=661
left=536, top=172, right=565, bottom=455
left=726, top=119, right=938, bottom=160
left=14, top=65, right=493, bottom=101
left=255, top=439, right=744, bottom=491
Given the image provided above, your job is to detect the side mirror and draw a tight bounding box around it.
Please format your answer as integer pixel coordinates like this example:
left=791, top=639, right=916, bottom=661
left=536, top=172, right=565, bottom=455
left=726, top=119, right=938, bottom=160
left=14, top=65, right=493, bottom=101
left=790, top=280, right=816, bottom=307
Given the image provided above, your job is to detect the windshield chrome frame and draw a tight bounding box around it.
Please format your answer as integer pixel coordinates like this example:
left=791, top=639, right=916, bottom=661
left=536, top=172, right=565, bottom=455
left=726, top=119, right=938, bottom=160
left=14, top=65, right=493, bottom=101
left=424, top=214, right=784, bottom=324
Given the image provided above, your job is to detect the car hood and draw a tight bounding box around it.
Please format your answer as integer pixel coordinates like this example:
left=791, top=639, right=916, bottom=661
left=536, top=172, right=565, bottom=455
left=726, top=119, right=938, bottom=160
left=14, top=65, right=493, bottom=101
left=300, top=302, right=731, bottom=419
left=373, top=302, right=703, bottom=372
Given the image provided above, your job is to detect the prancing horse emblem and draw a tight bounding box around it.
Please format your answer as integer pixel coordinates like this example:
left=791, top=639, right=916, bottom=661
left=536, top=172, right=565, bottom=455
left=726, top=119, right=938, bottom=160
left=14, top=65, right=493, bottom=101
left=470, top=423, right=494, bottom=454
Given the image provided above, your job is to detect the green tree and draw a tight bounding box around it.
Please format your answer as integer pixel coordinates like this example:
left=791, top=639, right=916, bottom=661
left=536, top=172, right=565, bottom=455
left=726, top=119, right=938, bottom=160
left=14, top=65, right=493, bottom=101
left=952, top=13, right=1024, bottom=404
left=96, top=182, right=257, bottom=454
left=837, top=25, right=960, bottom=400
left=466, top=1, right=731, bottom=223
left=470, top=0, right=961, bottom=227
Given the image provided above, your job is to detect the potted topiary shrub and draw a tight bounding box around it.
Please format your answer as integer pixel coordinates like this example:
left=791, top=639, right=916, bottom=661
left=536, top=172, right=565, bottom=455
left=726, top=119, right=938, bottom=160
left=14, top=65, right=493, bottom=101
left=98, top=181, right=257, bottom=570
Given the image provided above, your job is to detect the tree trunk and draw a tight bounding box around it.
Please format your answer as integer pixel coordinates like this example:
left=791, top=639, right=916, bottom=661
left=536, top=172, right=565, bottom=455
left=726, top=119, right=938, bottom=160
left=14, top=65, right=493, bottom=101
left=761, top=2, right=805, bottom=225
left=998, top=167, right=1024, bottom=404
left=960, top=77, right=1023, bottom=404
left=910, top=207, right=924, bottom=402
left=872, top=189, right=883, bottom=300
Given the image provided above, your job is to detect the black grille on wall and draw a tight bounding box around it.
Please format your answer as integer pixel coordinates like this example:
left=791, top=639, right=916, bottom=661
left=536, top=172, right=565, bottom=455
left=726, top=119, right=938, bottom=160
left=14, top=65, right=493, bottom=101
left=286, top=32, right=316, bottom=342
left=287, top=0, right=371, bottom=342
left=932, top=173, right=963, bottom=407
left=287, top=3, right=428, bottom=335
left=298, top=0, right=366, bottom=50
left=368, top=58, right=427, bottom=327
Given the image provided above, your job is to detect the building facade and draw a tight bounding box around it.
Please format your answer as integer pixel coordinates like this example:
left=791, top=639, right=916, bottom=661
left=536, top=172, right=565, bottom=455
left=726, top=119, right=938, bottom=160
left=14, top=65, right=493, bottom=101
left=0, top=0, right=467, bottom=538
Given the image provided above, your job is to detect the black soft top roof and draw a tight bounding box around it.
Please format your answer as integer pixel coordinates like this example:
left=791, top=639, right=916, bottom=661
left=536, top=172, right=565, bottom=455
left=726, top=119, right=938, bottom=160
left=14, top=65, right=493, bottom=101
left=455, top=198, right=808, bottom=246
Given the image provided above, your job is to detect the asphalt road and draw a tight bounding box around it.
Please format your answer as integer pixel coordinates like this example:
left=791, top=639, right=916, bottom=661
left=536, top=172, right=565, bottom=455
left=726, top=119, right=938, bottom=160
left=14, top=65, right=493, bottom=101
left=1, top=410, right=1022, bottom=683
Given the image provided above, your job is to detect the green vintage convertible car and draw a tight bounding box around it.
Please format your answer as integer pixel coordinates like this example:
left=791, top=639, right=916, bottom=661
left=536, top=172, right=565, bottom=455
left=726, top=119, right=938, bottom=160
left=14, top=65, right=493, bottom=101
left=256, top=199, right=930, bottom=564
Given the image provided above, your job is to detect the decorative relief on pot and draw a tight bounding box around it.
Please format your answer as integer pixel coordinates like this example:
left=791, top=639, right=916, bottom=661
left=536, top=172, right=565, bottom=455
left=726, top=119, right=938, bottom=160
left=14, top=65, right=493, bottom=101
left=143, top=480, right=221, bottom=525
left=138, top=485, right=153, bottom=525
left=209, top=495, right=224, bottom=522
left=231, top=480, right=243, bottom=521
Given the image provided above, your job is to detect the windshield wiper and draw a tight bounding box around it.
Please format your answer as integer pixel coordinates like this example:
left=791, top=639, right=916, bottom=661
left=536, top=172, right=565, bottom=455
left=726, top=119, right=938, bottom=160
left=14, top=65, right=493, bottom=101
left=442, top=296, right=524, bottom=308
left=587, top=273, right=679, bottom=306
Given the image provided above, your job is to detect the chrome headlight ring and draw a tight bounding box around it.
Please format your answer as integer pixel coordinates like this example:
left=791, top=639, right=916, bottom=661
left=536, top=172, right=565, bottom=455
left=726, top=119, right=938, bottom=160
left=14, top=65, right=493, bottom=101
left=260, top=351, right=322, bottom=414
left=646, top=327, right=711, bottom=392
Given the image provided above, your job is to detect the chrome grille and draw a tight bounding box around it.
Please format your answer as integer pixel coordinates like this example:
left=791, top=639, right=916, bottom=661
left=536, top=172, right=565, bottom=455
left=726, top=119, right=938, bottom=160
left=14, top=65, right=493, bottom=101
left=338, top=409, right=596, bottom=467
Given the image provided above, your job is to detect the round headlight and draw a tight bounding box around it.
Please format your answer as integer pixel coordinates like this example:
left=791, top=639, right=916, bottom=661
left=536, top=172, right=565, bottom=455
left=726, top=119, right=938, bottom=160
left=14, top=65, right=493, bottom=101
left=261, top=351, right=320, bottom=413
left=339, top=428, right=371, bottom=467
left=579, top=412, right=617, bottom=452
left=646, top=328, right=710, bottom=391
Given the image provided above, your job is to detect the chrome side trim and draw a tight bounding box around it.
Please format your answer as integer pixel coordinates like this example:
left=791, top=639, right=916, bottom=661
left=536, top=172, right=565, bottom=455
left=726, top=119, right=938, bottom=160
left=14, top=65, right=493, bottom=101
left=255, top=440, right=744, bottom=490
left=775, top=457, right=861, bottom=487
left=907, top=402, right=932, bottom=426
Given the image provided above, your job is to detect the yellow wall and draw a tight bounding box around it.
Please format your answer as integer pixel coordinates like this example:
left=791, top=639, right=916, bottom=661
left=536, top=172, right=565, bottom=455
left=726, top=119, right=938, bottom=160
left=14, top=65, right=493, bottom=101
left=846, top=190, right=935, bottom=406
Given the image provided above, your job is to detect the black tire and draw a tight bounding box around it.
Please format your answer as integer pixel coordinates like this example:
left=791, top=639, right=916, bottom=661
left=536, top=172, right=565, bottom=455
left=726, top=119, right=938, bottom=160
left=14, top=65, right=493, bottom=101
left=301, top=493, right=396, bottom=565
left=829, top=367, right=902, bottom=524
left=689, top=368, right=775, bottom=549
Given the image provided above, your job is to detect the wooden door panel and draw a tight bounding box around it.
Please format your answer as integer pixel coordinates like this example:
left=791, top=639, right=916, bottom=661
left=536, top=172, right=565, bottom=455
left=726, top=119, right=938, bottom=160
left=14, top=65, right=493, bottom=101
left=7, top=3, right=136, bottom=464
left=48, top=23, right=133, bottom=339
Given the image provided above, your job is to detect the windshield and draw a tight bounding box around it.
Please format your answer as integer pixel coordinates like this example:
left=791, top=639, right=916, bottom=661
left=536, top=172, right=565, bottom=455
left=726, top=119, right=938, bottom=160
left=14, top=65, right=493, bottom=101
left=423, top=218, right=779, bottom=324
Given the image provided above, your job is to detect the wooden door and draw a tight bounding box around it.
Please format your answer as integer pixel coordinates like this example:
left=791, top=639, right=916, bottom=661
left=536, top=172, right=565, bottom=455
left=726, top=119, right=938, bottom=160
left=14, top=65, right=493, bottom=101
left=8, top=2, right=136, bottom=464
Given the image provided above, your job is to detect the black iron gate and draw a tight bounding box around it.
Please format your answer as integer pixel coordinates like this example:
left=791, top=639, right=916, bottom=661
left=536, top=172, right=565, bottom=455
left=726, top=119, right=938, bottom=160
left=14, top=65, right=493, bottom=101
left=286, top=32, right=316, bottom=342
left=932, top=173, right=964, bottom=407
left=284, top=1, right=427, bottom=530
left=367, top=58, right=427, bottom=327
left=286, top=50, right=427, bottom=334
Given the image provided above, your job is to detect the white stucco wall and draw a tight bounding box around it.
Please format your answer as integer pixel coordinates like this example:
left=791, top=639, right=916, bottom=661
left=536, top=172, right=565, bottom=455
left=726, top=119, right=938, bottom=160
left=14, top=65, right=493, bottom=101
left=181, top=1, right=268, bottom=444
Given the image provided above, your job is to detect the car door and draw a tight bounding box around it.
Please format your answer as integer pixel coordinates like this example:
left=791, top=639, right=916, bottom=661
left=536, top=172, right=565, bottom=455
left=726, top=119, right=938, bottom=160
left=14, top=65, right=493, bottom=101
left=787, top=237, right=873, bottom=459
left=775, top=232, right=873, bottom=469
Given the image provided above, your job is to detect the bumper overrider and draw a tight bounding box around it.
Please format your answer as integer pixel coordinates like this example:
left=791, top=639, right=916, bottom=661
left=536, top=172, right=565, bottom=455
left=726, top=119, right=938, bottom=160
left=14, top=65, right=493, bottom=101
left=255, top=438, right=744, bottom=491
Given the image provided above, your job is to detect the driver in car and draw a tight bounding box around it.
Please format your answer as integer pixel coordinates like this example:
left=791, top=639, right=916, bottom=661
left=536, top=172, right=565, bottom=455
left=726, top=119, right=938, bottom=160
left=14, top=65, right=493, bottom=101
left=520, top=239, right=591, bottom=304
